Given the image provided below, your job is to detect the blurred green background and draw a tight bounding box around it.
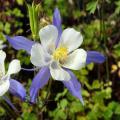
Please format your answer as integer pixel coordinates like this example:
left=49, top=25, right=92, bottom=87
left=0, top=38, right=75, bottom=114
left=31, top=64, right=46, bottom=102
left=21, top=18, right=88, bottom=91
left=0, top=0, right=120, bottom=119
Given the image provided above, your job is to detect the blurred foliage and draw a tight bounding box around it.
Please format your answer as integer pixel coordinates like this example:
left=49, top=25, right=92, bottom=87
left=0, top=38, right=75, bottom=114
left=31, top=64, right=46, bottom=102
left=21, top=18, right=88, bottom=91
left=0, top=0, right=120, bottom=120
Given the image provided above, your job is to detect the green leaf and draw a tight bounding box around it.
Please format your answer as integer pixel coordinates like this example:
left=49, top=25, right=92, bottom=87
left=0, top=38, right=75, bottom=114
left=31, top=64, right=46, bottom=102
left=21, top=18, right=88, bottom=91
left=115, top=104, right=120, bottom=115
left=60, top=99, right=68, bottom=110
left=103, top=109, right=113, bottom=120
left=115, top=1, right=120, bottom=14
left=0, top=22, right=4, bottom=31
left=87, top=111, right=98, bottom=120
left=12, top=8, right=23, bottom=17
left=108, top=101, right=118, bottom=111
left=86, top=1, right=98, bottom=14
left=87, top=63, right=94, bottom=71
left=16, top=0, right=24, bottom=5
left=0, top=106, right=5, bottom=116
left=82, top=89, right=90, bottom=97
left=4, top=22, right=10, bottom=34
left=113, top=43, right=120, bottom=58
left=92, top=80, right=101, bottom=89
left=55, top=89, right=67, bottom=101
left=70, top=101, right=84, bottom=113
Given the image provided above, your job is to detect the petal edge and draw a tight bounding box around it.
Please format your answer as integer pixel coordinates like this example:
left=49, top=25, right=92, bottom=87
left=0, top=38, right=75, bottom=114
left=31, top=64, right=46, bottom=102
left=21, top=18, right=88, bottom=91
left=86, top=51, right=106, bottom=64
left=63, top=70, right=84, bottom=105
left=30, top=67, right=50, bottom=103
left=6, top=36, right=35, bottom=54
left=9, top=79, right=26, bottom=100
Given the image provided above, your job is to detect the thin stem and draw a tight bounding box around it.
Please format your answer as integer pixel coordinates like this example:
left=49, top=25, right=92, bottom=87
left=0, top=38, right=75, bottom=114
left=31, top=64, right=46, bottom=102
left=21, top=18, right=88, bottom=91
left=21, top=67, right=39, bottom=71
left=99, top=0, right=109, bottom=81
left=40, top=78, right=52, bottom=111
left=2, top=96, right=18, bottom=113
left=37, top=78, right=52, bottom=119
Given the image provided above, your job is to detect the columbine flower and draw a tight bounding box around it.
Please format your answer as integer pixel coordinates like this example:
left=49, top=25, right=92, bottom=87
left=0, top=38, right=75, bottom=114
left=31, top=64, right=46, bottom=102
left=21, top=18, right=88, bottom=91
left=6, top=8, right=105, bottom=104
left=30, top=25, right=87, bottom=81
left=0, top=50, right=26, bottom=100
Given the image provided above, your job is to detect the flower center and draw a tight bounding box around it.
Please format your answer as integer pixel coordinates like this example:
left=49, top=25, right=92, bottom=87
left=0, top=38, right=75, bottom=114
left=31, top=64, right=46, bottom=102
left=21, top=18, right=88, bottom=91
left=53, top=47, right=68, bottom=61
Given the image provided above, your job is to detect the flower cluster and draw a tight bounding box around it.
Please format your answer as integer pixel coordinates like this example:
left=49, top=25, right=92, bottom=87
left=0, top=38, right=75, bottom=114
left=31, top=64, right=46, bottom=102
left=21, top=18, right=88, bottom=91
left=2, top=8, right=105, bottom=106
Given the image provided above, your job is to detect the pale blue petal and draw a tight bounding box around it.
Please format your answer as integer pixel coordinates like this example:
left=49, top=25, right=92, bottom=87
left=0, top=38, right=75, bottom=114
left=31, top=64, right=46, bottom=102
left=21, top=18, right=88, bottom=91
left=63, top=70, right=84, bottom=105
left=30, top=67, right=50, bottom=103
left=9, top=79, right=26, bottom=100
left=86, top=51, right=106, bottom=64
left=6, top=36, right=35, bottom=54
left=53, top=8, right=62, bottom=47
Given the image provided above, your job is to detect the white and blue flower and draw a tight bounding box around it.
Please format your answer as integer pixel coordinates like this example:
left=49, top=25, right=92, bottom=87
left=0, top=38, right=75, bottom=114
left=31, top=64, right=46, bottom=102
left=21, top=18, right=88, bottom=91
left=30, top=25, right=87, bottom=81
left=6, top=8, right=105, bottom=105
left=0, top=50, right=26, bottom=100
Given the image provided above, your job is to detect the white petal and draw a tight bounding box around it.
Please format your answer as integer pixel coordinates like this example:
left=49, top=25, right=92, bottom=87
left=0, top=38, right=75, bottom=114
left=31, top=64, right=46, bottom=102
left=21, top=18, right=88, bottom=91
left=59, top=28, right=83, bottom=52
left=62, top=49, right=87, bottom=70
left=0, top=50, right=6, bottom=75
left=0, top=78, right=10, bottom=96
left=7, top=60, right=21, bottom=75
left=30, top=43, right=51, bottom=67
left=50, top=61, right=71, bottom=81
left=39, top=25, right=58, bottom=49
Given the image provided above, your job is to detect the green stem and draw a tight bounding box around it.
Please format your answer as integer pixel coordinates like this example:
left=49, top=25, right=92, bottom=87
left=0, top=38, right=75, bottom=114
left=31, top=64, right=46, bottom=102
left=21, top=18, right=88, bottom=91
left=99, top=0, right=109, bottom=81
left=37, top=78, right=52, bottom=113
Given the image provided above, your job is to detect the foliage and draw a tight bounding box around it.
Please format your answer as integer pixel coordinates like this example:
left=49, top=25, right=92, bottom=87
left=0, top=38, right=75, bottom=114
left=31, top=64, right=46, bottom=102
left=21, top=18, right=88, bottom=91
left=0, top=0, right=120, bottom=120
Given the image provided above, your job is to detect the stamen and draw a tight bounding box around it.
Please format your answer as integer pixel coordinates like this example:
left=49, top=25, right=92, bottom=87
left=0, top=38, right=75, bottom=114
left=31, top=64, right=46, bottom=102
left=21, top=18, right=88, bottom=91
left=53, top=46, right=68, bottom=61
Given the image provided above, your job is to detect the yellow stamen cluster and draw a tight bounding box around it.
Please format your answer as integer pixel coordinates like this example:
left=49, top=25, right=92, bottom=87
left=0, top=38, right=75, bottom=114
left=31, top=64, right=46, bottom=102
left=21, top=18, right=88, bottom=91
left=53, top=47, right=68, bottom=61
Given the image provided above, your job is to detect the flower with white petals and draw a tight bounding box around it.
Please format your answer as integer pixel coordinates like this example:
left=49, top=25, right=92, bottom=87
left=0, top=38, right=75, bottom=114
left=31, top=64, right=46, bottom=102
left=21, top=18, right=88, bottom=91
left=6, top=8, right=105, bottom=104
left=0, top=50, right=21, bottom=96
left=30, top=25, right=87, bottom=81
